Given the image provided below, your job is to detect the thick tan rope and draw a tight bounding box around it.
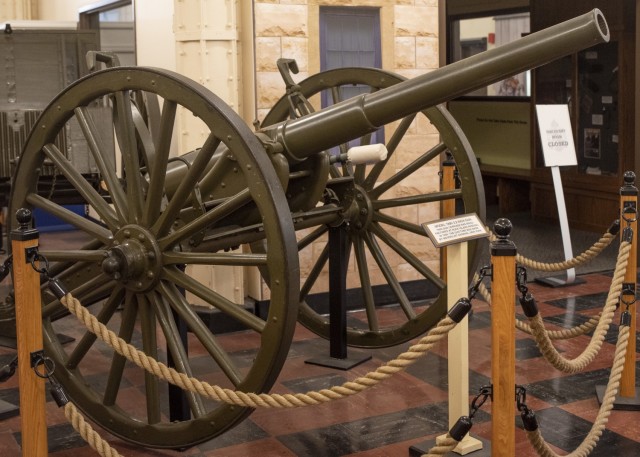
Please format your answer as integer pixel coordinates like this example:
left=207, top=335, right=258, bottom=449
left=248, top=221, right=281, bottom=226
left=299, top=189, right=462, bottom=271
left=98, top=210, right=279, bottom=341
left=477, top=278, right=601, bottom=340
left=421, top=435, right=460, bottom=457
left=64, top=402, right=124, bottom=457
left=516, top=231, right=616, bottom=272
left=526, top=241, right=630, bottom=373
left=526, top=324, right=630, bottom=457
left=486, top=226, right=616, bottom=272
left=60, top=293, right=457, bottom=408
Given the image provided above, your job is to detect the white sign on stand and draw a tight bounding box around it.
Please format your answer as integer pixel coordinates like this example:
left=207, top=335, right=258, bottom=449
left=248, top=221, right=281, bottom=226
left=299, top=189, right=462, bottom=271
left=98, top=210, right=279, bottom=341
left=535, top=104, right=579, bottom=286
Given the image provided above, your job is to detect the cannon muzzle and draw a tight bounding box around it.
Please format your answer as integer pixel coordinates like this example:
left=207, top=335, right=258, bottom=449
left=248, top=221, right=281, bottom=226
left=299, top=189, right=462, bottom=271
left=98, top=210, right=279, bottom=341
left=268, top=8, right=609, bottom=162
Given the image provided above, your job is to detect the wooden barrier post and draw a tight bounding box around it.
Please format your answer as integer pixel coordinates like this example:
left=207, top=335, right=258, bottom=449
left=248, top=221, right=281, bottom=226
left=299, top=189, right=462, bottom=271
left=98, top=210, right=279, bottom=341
left=490, top=218, right=516, bottom=457
left=599, top=171, right=640, bottom=408
left=11, top=208, right=48, bottom=456
left=620, top=171, right=638, bottom=401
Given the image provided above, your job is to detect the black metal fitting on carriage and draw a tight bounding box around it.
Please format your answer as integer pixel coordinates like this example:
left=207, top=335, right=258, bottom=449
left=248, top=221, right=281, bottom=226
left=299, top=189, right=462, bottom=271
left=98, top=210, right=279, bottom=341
left=622, top=226, right=634, bottom=243
left=519, top=293, right=539, bottom=318
left=0, top=255, right=12, bottom=283
left=448, top=297, right=472, bottom=323
left=0, top=355, right=18, bottom=383
left=449, top=416, right=473, bottom=441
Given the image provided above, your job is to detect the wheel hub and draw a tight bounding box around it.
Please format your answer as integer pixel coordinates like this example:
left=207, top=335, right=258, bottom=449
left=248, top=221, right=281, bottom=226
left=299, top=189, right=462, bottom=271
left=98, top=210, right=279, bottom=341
left=101, top=225, right=162, bottom=292
left=349, top=185, right=373, bottom=232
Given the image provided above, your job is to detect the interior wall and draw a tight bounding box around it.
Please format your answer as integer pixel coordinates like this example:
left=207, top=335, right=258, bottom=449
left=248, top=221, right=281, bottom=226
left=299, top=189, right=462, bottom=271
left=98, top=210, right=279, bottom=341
left=0, top=0, right=38, bottom=20
left=135, top=0, right=175, bottom=69
left=35, top=0, right=175, bottom=70
left=36, top=0, right=96, bottom=21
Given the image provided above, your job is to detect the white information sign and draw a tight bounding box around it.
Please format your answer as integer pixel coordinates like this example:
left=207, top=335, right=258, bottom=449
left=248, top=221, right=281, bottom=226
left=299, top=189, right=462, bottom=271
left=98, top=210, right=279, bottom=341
left=535, top=104, right=577, bottom=167
left=423, top=214, right=489, bottom=248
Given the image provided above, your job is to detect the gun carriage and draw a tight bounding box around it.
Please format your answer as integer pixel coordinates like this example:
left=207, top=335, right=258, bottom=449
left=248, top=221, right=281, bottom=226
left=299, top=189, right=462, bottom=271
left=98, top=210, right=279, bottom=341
left=3, top=9, right=609, bottom=450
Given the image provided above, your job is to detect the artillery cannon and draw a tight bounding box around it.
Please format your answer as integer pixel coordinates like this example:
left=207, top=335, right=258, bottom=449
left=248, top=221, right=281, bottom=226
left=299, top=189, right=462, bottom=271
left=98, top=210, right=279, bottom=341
left=5, top=9, right=609, bottom=449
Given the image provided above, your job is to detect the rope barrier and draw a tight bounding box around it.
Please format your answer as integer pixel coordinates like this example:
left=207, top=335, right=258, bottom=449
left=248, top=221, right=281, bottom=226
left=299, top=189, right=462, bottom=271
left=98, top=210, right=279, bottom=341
left=64, top=402, right=124, bottom=457
left=421, top=434, right=460, bottom=456
left=484, top=221, right=618, bottom=273
left=526, top=240, right=630, bottom=373
left=516, top=230, right=617, bottom=272
left=58, top=292, right=464, bottom=408
left=475, top=233, right=627, bottom=342
left=525, top=324, right=630, bottom=457
left=477, top=277, right=601, bottom=340
left=35, top=218, right=625, bottom=457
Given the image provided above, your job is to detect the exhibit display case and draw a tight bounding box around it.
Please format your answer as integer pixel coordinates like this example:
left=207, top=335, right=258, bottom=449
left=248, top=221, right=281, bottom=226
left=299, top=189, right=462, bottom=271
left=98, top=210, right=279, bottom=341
left=530, top=0, right=636, bottom=232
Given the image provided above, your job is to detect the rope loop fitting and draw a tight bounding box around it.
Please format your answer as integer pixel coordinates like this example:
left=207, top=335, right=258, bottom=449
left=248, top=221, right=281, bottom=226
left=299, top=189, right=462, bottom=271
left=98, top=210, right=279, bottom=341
left=620, top=283, right=636, bottom=309
left=26, top=251, right=68, bottom=299
left=448, top=297, right=472, bottom=323
left=449, top=415, right=473, bottom=441
left=621, top=204, right=638, bottom=224
left=30, top=349, right=70, bottom=408
left=28, top=250, right=49, bottom=275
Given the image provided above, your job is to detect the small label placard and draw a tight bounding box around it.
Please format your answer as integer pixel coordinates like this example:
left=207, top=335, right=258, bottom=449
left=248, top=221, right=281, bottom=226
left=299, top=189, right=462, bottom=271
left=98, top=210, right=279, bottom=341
left=422, top=214, right=489, bottom=248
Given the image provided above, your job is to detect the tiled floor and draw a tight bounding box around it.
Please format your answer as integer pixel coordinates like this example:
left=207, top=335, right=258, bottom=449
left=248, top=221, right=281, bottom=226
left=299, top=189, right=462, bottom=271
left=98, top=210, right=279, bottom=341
left=0, top=231, right=639, bottom=456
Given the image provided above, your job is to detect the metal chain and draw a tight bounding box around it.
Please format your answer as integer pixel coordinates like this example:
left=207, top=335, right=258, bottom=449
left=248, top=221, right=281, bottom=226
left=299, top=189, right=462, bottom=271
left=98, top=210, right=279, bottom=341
left=469, top=385, right=492, bottom=419
left=469, top=265, right=491, bottom=302
left=516, top=266, right=528, bottom=297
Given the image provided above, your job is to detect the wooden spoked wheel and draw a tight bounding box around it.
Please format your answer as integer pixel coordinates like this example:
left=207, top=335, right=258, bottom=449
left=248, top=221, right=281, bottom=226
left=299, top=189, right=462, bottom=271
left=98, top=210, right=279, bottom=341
left=9, top=67, right=299, bottom=448
left=262, top=67, right=485, bottom=348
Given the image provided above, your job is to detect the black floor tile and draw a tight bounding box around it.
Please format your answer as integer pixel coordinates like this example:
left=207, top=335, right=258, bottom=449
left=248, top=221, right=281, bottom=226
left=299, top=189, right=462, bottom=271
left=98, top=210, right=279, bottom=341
left=14, top=422, right=86, bottom=453
left=283, top=373, right=349, bottom=394
left=525, top=369, right=611, bottom=404
left=468, top=310, right=491, bottom=330
left=194, top=419, right=269, bottom=451
left=516, top=338, right=545, bottom=360
left=277, top=402, right=485, bottom=457
left=529, top=407, right=640, bottom=456
left=546, top=292, right=609, bottom=311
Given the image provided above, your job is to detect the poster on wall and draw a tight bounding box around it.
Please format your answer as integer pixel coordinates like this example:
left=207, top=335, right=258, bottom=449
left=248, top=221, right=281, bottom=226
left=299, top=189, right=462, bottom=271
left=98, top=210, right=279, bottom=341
left=535, top=104, right=577, bottom=167
left=583, top=128, right=601, bottom=159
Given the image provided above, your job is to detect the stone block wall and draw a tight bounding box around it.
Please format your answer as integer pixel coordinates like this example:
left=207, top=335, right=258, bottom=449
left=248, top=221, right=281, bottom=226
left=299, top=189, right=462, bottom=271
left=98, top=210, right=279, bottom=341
left=253, top=0, right=443, bottom=299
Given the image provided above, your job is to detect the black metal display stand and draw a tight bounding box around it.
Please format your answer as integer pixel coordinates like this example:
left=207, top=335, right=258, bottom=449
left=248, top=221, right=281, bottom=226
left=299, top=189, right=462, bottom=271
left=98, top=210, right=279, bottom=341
left=168, top=310, right=191, bottom=422
left=305, top=225, right=371, bottom=370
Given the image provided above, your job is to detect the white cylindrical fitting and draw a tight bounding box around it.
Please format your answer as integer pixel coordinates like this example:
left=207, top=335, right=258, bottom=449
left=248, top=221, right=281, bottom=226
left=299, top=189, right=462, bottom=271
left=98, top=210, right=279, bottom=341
left=346, top=144, right=388, bottom=165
